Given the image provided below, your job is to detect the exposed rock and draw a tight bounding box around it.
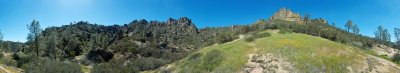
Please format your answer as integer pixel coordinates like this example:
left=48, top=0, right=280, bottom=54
left=315, top=18, right=328, bottom=24
left=85, top=48, right=114, bottom=64
left=241, top=54, right=296, bottom=73
left=269, top=8, right=302, bottom=23
left=348, top=55, right=400, bottom=73
left=372, top=44, right=399, bottom=58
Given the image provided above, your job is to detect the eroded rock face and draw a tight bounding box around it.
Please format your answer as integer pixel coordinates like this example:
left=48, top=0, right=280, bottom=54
left=269, top=8, right=302, bottom=22
left=241, top=54, right=296, bottom=73
left=372, top=44, right=399, bottom=58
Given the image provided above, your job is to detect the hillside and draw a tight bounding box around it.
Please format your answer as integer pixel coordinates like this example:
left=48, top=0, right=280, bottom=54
left=1, top=7, right=399, bottom=73
left=154, top=30, right=400, bottom=73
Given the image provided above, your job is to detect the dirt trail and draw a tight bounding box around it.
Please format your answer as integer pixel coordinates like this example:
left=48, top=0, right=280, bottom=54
left=0, top=65, right=12, bottom=73
left=0, top=64, right=22, bottom=73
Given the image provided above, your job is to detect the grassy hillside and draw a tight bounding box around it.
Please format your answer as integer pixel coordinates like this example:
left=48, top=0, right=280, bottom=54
left=158, top=30, right=399, bottom=73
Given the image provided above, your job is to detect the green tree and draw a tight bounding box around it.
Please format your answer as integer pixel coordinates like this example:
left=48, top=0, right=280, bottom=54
left=375, top=25, right=390, bottom=44
left=47, top=31, right=58, bottom=60
left=0, top=29, right=3, bottom=49
left=303, top=13, right=311, bottom=24
left=27, top=20, right=42, bottom=56
left=345, top=20, right=353, bottom=32
left=352, top=24, right=360, bottom=34
left=331, top=22, right=336, bottom=27
left=394, top=28, right=400, bottom=50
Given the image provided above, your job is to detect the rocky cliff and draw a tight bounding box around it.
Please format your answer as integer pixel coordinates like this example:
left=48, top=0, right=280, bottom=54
left=269, top=8, right=302, bottom=23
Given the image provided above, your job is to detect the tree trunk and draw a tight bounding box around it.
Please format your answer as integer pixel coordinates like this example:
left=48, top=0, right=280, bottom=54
left=36, top=37, right=39, bottom=56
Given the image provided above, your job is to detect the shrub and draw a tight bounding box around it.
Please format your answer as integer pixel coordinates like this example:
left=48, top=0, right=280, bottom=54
left=255, top=32, right=271, bottom=38
left=216, top=33, right=237, bottom=44
left=0, top=57, right=17, bottom=66
left=245, top=36, right=256, bottom=42
left=279, top=28, right=293, bottom=34
left=392, top=54, right=400, bottom=63
left=92, top=57, right=170, bottom=73
left=22, top=57, right=82, bottom=73
left=92, top=59, right=139, bottom=73
left=12, top=52, right=31, bottom=67
left=131, top=57, right=170, bottom=71
left=202, top=49, right=223, bottom=71
left=245, top=32, right=271, bottom=42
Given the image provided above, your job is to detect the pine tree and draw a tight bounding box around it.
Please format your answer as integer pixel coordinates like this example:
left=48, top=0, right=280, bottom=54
left=394, top=28, right=400, bottom=50
left=375, top=25, right=390, bottom=44
left=47, top=31, right=58, bottom=60
left=353, top=24, right=360, bottom=34
left=27, top=20, right=42, bottom=56
left=345, top=20, right=353, bottom=32
left=0, top=29, right=3, bottom=50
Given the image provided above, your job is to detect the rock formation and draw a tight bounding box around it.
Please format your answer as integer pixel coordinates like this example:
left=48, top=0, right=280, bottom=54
left=269, top=8, right=302, bottom=23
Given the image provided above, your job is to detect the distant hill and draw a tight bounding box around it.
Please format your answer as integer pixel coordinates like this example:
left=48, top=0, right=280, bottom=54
left=14, top=17, right=246, bottom=72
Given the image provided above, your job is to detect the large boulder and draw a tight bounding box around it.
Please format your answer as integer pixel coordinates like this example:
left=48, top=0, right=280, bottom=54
left=85, top=48, right=114, bottom=64
left=269, top=8, right=302, bottom=23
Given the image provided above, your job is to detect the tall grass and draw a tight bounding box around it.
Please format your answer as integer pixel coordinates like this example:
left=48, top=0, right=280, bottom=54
left=254, top=33, right=364, bottom=73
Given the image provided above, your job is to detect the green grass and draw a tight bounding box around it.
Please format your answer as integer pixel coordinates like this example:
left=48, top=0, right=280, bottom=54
left=80, top=65, right=90, bottom=73
left=170, top=31, right=369, bottom=73
left=173, top=37, right=253, bottom=73
left=254, top=33, right=365, bottom=73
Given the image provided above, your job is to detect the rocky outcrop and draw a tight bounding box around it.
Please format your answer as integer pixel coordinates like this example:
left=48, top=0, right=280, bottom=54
left=242, top=54, right=296, bottom=73
left=372, top=44, right=399, bottom=58
left=85, top=48, right=114, bottom=63
left=269, top=8, right=302, bottom=22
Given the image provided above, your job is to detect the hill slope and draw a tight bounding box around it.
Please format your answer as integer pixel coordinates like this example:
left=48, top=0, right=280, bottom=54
left=155, top=30, right=400, bottom=73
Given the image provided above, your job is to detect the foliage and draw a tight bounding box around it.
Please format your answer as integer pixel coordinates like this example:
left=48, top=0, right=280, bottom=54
left=279, top=28, right=293, bottom=34
left=352, top=24, right=360, bottom=35
left=263, top=19, right=375, bottom=48
left=27, top=20, right=42, bottom=56
left=176, top=39, right=251, bottom=73
left=91, top=59, right=139, bottom=73
left=375, top=25, right=391, bottom=45
left=131, top=57, right=170, bottom=71
left=216, top=32, right=238, bottom=44
left=345, top=20, right=353, bottom=32
left=392, top=54, right=400, bottom=63
left=394, top=28, right=400, bottom=49
left=12, top=52, right=30, bottom=67
left=202, top=49, right=223, bottom=71
left=245, top=32, right=271, bottom=42
left=0, top=29, right=3, bottom=49
left=0, top=56, right=17, bottom=67
left=21, top=57, right=82, bottom=73
left=92, top=57, right=169, bottom=73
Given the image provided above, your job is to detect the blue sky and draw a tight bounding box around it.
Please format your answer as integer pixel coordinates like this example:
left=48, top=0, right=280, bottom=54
left=0, top=0, right=399, bottom=42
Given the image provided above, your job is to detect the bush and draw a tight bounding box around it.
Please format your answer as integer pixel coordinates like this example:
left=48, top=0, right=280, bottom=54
left=92, top=59, right=139, bottom=73
left=279, top=28, right=293, bottom=34
left=22, top=57, right=82, bottom=73
left=392, top=54, right=400, bottom=63
left=0, top=57, right=17, bottom=66
left=92, top=57, right=170, bottom=73
left=202, top=49, right=223, bottom=71
left=245, top=32, right=271, bottom=42
left=245, top=36, right=256, bottom=42
left=131, top=57, right=170, bottom=71
left=216, top=33, right=237, bottom=44
left=12, top=52, right=31, bottom=67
